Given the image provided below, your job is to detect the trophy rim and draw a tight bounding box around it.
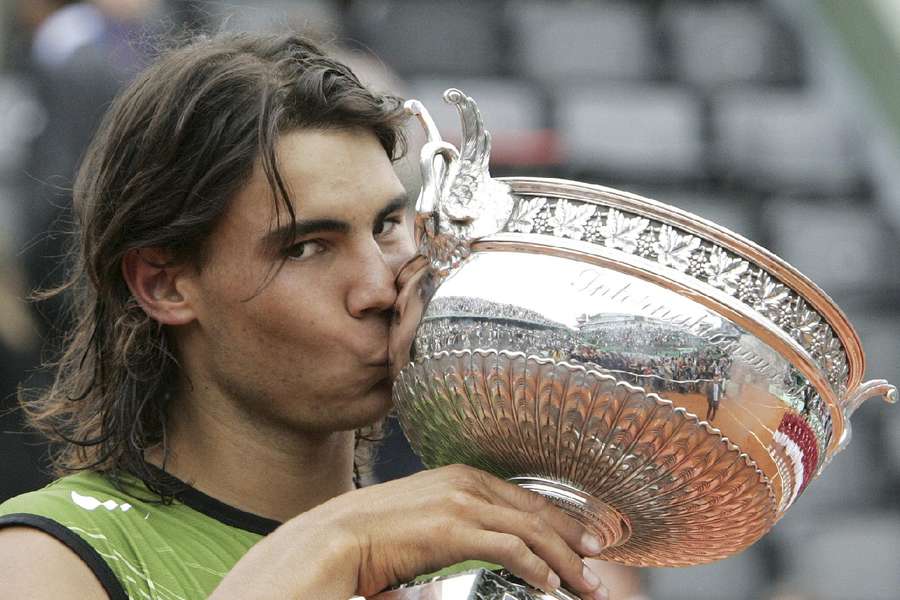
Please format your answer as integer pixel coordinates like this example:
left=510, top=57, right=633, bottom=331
left=494, top=176, right=864, bottom=393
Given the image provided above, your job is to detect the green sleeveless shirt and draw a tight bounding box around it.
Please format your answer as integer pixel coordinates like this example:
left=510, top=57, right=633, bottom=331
left=0, top=471, right=494, bottom=598
left=0, top=470, right=276, bottom=599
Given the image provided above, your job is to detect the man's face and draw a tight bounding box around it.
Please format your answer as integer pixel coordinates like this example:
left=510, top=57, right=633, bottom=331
left=177, top=128, right=414, bottom=434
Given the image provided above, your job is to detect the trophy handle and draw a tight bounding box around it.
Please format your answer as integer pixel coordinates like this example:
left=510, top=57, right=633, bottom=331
left=834, top=378, right=898, bottom=453
left=403, top=99, right=458, bottom=217
left=402, top=91, right=514, bottom=277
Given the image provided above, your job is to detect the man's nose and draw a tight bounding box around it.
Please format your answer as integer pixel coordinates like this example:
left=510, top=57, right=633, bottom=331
left=346, top=245, right=401, bottom=318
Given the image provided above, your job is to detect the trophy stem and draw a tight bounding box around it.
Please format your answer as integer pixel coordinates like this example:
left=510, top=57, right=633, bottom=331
left=509, top=477, right=632, bottom=552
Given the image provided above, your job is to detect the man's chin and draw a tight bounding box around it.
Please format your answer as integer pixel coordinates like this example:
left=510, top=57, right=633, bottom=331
left=340, top=379, right=394, bottom=430
left=282, top=379, right=394, bottom=434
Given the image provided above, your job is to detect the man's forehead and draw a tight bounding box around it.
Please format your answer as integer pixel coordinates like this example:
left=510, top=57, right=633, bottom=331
left=269, top=190, right=407, bottom=224
left=227, top=128, right=407, bottom=231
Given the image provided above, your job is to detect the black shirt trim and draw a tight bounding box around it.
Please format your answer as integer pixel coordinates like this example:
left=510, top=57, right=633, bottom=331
left=0, top=513, right=129, bottom=600
left=174, top=481, right=281, bottom=536
left=142, top=463, right=281, bottom=536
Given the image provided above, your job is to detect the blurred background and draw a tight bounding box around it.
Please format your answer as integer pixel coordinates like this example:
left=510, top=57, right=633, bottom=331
left=0, top=1, right=898, bottom=599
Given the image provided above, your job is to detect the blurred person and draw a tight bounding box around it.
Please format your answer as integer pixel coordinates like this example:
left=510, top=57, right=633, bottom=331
left=0, top=32, right=612, bottom=600
left=18, top=0, right=162, bottom=337
left=0, top=0, right=164, bottom=505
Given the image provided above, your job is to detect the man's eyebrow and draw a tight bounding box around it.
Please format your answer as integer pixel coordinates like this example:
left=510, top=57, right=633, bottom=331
left=373, top=194, right=410, bottom=225
left=262, top=194, right=409, bottom=251
left=262, top=218, right=350, bottom=251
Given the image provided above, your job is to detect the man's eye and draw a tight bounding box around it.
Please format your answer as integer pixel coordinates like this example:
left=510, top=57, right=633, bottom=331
left=285, top=240, right=326, bottom=261
left=374, top=217, right=401, bottom=236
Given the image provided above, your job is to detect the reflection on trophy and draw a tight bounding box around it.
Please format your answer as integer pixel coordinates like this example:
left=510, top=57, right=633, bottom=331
left=384, top=89, right=897, bottom=599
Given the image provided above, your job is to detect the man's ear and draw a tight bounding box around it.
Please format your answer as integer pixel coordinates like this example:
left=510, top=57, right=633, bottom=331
left=122, top=248, right=196, bottom=326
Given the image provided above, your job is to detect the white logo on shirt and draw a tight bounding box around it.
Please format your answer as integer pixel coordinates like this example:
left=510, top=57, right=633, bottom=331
left=70, top=490, right=132, bottom=512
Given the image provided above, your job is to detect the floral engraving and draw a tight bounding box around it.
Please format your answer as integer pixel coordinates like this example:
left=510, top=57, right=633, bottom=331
left=736, top=270, right=760, bottom=303
left=744, top=272, right=790, bottom=321
left=770, top=295, right=800, bottom=330
left=600, top=208, right=650, bottom=253
left=655, top=225, right=702, bottom=272
left=687, top=248, right=709, bottom=278
left=504, top=194, right=850, bottom=391
left=704, top=246, right=749, bottom=295
left=582, top=216, right=605, bottom=241
left=791, top=303, right=822, bottom=347
left=811, top=325, right=840, bottom=362
left=508, top=196, right=548, bottom=233
left=636, top=228, right=658, bottom=258
left=548, top=200, right=596, bottom=239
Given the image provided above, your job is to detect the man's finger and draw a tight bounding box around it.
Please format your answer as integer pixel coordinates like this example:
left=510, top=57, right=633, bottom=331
left=474, top=504, right=607, bottom=599
left=476, top=473, right=605, bottom=557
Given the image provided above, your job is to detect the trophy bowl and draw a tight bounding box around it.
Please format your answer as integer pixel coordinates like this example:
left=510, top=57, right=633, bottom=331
left=388, top=89, right=897, bottom=569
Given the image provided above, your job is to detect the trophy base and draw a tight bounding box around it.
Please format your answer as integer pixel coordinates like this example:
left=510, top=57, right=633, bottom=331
left=366, top=568, right=579, bottom=600
left=509, top=476, right=631, bottom=551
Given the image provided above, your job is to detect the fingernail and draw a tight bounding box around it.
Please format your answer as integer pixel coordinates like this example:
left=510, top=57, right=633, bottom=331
left=593, top=583, right=610, bottom=600
left=581, top=532, right=603, bottom=555
left=546, top=570, right=561, bottom=591
left=582, top=562, right=601, bottom=589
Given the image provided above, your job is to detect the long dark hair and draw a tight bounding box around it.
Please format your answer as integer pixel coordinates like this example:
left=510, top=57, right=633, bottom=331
left=23, top=32, right=407, bottom=498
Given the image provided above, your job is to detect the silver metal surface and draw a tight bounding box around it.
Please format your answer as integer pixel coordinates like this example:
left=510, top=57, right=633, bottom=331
left=365, top=569, right=576, bottom=600
left=387, top=88, right=897, bottom=573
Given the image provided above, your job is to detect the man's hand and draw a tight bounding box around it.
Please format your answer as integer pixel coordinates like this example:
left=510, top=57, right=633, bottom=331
left=212, top=464, right=609, bottom=600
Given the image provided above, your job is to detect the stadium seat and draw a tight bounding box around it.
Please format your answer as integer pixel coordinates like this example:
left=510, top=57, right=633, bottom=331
left=761, top=199, right=888, bottom=294
left=885, top=400, right=900, bottom=477
left=208, top=0, right=340, bottom=36
left=644, top=546, right=766, bottom=600
left=845, top=313, right=900, bottom=482
left=774, top=513, right=900, bottom=600
left=660, top=1, right=802, bottom=89
left=711, top=90, right=863, bottom=194
left=348, top=0, right=504, bottom=77
left=506, top=1, right=656, bottom=84
left=555, top=84, right=704, bottom=180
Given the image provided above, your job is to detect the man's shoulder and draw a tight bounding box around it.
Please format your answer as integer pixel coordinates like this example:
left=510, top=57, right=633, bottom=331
left=0, top=472, right=141, bottom=600
left=0, top=471, right=153, bottom=573
left=0, top=470, right=261, bottom=598
left=0, top=471, right=139, bottom=522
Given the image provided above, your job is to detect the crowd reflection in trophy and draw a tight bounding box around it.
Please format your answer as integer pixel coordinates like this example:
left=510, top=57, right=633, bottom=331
left=572, top=316, right=733, bottom=422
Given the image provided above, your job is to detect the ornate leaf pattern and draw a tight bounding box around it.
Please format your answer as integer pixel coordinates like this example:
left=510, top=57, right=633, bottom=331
left=600, top=209, right=650, bottom=253
left=502, top=194, right=849, bottom=390
left=705, top=246, right=749, bottom=294
left=508, top=197, right=548, bottom=233
left=655, top=225, right=702, bottom=272
left=791, top=303, right=822, bottom=347
left=811, top=325, right=838, bottom=360
left=548, top=200, right=596, bottom=239
left=743, top=272, right=790, bottom=320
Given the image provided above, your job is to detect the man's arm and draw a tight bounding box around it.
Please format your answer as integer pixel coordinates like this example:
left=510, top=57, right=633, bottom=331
left=0, top=526, right=109, bottom=599
left=210, top=465, right=610, bottom=600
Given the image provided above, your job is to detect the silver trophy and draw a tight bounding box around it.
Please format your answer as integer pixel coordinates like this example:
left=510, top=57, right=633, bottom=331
left=379, top=90, right=897, bottom=599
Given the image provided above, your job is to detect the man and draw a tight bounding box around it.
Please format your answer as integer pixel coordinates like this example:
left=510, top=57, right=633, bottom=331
left=0, top=33, right=610, bottom=599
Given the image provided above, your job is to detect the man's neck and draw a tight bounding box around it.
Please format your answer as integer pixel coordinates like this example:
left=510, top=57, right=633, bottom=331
left=147, top=393, right=357, bottom=524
